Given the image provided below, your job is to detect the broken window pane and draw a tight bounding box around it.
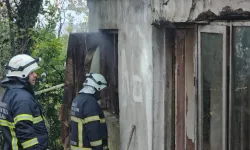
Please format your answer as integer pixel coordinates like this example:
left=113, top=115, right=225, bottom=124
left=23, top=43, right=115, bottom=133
left=231, top=26, right=250, bottom=150
left=201, top=33, right=223, bottom=150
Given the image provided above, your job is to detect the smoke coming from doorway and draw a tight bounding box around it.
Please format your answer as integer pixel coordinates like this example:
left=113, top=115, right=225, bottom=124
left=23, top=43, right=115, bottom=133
left=87, top=31, right=118, bottom=83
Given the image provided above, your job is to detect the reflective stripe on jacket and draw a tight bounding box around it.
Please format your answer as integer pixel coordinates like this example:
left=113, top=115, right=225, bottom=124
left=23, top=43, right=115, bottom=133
left=70, top=93, right=109, bottom=150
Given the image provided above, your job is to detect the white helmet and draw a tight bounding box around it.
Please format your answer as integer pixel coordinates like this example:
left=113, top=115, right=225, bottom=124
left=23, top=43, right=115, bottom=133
left=5, top=54, right=41, bottom=78
left=83, top=73, right=107, bottom=91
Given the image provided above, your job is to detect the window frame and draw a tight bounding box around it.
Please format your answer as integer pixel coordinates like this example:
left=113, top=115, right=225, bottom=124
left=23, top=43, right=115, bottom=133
left=197, top=21, right=250, bottom=150
left=197, top=24, right=228, bottom=150
left=228, top=22, right=250, bottom=150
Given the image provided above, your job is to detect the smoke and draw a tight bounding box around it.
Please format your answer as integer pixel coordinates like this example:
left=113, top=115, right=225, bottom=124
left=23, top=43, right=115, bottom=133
left=86, top=31, right=118, bottom=81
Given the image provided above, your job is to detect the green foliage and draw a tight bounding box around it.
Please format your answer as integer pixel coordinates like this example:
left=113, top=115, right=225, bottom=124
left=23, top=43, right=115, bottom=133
left=30, top=4, right=68, bottom=147
left=32, top=29, right=65, bottom=85
left=0, top=21, right=11, bottom=76
left=0, top=0, right=90, bottom=149
left=0, top=1, right=67, bottom=149
left=31, top=27, right=65, bottom=150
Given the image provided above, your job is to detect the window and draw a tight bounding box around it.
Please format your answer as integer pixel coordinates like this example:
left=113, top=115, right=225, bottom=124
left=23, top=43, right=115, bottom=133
left=198, top=22, right=250, bottom=150
left=198, top=25, right=226, bottom=150
left=231, top=26, right=250, bottom=150
left=99, top=30, right=119, bottom=117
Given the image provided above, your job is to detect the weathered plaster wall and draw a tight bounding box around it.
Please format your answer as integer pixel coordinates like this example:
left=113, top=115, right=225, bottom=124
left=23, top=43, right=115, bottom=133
left=152, top=0, right=250, bottom=22
left=152, top=27, right=167, bottom=150
left=117, top=1, right=153, bottom=149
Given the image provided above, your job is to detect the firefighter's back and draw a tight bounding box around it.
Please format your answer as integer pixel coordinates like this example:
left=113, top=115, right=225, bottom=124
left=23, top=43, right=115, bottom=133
left=70, top=93, right=108, bottom=150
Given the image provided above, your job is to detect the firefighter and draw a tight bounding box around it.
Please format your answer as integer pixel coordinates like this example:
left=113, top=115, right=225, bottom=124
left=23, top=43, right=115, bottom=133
left=70, top=73, right=109, bottom=150
left=0, top=54, right=48, bottom=150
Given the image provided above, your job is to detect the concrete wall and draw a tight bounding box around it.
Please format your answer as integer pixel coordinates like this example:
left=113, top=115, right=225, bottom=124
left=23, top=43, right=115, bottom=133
left=152, top=27, right=169, bottom=150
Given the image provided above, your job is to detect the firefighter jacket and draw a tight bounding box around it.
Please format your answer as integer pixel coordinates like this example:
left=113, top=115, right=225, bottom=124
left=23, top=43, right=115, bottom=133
left=70, top=93, right=109, bottom=150
left=0, top=78, right=48, bottom=150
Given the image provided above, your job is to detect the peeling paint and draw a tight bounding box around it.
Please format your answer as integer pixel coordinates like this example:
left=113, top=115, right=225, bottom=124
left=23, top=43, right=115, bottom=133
left=185, top=29, right=196, bottom=149
left=195, top=9, right=217, bottom=21
left=151, top=19, right=177, bottom=28
left=195, top=6, right=250, bottom=21
left=219, top=6, right=250, bottom=20
left=186, top=137, right=195, bottom=150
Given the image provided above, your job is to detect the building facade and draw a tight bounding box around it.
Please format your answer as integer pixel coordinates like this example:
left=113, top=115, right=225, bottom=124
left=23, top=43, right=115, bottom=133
left=63, top=0, right=250, bottom=150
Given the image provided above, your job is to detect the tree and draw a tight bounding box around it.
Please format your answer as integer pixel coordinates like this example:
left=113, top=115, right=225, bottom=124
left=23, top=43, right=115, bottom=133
left=3, top=0, right=43, bottom=54
left=0, top=1, right=66, bottom=149
left=0, top=0, right=90, bottom=149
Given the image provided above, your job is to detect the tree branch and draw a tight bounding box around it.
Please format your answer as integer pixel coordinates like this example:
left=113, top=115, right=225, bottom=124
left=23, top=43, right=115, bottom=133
left=17, top=37, right=31, bottom=54
left=35, top=83, right=64, bottom=95
left=57, top=0, right=66, bottom=38
left=51, top=65, right=64, bottom=81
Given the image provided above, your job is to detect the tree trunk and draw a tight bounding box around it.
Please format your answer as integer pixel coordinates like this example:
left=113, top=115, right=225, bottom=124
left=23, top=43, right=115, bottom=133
left=5, top=0, right=15, bottom=55
left=15, top=0, right=43, bottom=54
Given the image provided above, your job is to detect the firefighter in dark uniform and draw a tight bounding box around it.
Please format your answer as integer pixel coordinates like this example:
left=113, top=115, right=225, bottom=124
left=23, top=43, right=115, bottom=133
left=70, top=73, right=109, bottom=150
left=0, top=54, right=48, bottom=150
